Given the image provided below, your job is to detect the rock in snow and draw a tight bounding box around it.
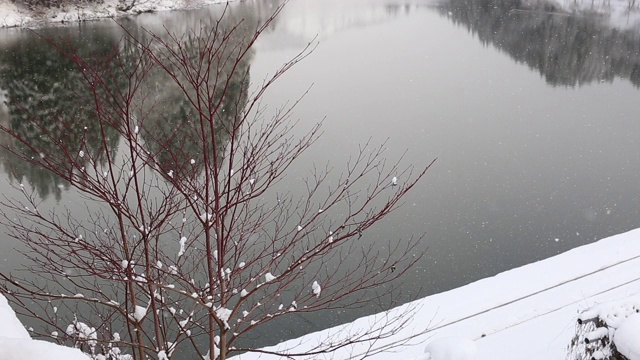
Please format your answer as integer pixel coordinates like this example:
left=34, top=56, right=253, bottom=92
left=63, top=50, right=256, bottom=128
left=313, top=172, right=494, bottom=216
left=614, top=313, right=640, bottom=360
left=424, top=337, right=477, bottom=360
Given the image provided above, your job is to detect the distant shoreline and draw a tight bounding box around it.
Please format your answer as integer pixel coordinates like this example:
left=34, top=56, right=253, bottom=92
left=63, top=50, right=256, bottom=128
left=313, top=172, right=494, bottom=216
left=0, top=0, right=229, bottom=28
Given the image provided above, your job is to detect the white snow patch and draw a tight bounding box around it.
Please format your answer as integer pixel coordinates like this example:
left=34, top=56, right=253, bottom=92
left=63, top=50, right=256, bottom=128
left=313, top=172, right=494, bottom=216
left=311, top=281, right=321, bottom=298
left=0, top=337, right=91, bottom=360
left=178, top=236, right=187, bottom=257
left=200, top=212, right=213, bottom=223
left=216, top=307, right=232, bottom=322
left=264, top=272, right=277, bottom=282
left=158, top=350, right=169, bottom=360
left=233, top=228, right=640, bottom=360
left=0, top=294, right=30, bottom=339
left=203, top=344, right=220, bottom=360
left=614, top=313, right=640, bottom=360
left=424, top=337, right=477, bottom=360
left=0, top=293, right=90, bottom=359
left=132, top=305, right=147, bottom=322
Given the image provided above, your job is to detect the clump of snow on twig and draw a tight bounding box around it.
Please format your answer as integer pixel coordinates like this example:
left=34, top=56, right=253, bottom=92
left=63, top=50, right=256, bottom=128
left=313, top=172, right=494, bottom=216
left=178, top=236, right=187, bottom=257
left=265, top=272, right=277, bottom=282
left=158, top=350, right=169, bottom=360
left=216, top=307, right=232, bottom=322
left=131, top=305, right=147, bottom=322
left=66, top=320, right=97, bottom=353
left=311, top=281, right=321, bottom=298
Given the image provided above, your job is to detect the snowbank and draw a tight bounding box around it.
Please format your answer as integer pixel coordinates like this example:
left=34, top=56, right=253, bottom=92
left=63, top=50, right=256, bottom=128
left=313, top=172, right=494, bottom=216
left=0, top=293, right=30, bottom=339
left=423, top=337, right=477, bottom=360
left=614, top=313, right=640, bottom=360
left=0, top=293, right=90, bottom=360
left=235, top=227, right=640, bottom=360
left=0, top=0, right=228, bottom=28
left=3, top=228, right=640, bottom=360
left=0, top=337, right=91, bottom=360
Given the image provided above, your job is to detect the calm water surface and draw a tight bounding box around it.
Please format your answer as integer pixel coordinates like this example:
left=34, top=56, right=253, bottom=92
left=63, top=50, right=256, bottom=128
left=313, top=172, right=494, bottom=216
left=1, top=0, right=640, bottom=349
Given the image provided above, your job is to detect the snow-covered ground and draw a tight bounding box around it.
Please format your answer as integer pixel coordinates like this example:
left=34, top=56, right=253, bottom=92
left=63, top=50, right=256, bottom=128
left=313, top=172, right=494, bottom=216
left=233, top=228, right=640, bottom=360
left=0, top=0, right=227, bottom=28
left=0, top=294, right=90, bottom=360
left=2, top=229, right=640, bottom=359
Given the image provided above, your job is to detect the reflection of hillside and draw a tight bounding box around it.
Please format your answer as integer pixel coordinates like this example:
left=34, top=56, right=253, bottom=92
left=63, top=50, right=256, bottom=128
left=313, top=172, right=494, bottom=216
left=439, top=0, right=640, bottom=87
left=138, top=8, right=255, bottom=178
left=0, top=2, right=265, bottom=197
left=0, top=30, right=123, bottom=200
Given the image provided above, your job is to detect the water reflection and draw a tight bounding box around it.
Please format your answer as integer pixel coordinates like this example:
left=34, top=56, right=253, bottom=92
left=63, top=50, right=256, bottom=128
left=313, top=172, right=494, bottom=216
left=138, top=15, right=254, bottom=177
left=0, top=8, right=257, bottom=199
left=0, top=29, right=123, bottom=200
left=438, top=0, right=640, bottom=87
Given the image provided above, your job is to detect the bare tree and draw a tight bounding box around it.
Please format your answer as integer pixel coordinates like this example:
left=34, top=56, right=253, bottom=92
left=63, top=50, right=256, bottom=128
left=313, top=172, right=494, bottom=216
left=0, top=3, right=434, bottom=360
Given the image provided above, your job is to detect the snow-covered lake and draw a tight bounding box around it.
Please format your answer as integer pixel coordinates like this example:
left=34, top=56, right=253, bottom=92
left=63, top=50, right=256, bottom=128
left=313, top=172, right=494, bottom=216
left=1, top=0, right=640, bottom=351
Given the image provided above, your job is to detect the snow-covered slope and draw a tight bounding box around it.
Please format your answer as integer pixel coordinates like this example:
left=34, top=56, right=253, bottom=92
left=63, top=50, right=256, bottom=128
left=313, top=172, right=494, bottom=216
left=0, top=337, right=91, bottom=360
left=0, top=294, right=90, bottom=360
left=234, top=228, right=640, bottom=360
left=0, top=294, right=30, bottom=339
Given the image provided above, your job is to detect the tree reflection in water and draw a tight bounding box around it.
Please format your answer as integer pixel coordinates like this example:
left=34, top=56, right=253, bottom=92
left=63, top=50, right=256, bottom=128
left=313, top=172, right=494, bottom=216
left=439, top=0, right=640, bottom=87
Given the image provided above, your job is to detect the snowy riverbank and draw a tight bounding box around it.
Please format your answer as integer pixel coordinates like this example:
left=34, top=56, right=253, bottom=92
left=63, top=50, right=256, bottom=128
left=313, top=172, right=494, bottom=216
left=0, top=0, right=228, bottom=28
left=234, top=228, right=640, bottom=360
left=0, top=294, right=90, bottom=360
left=2, top=228, right=640, bottom=359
